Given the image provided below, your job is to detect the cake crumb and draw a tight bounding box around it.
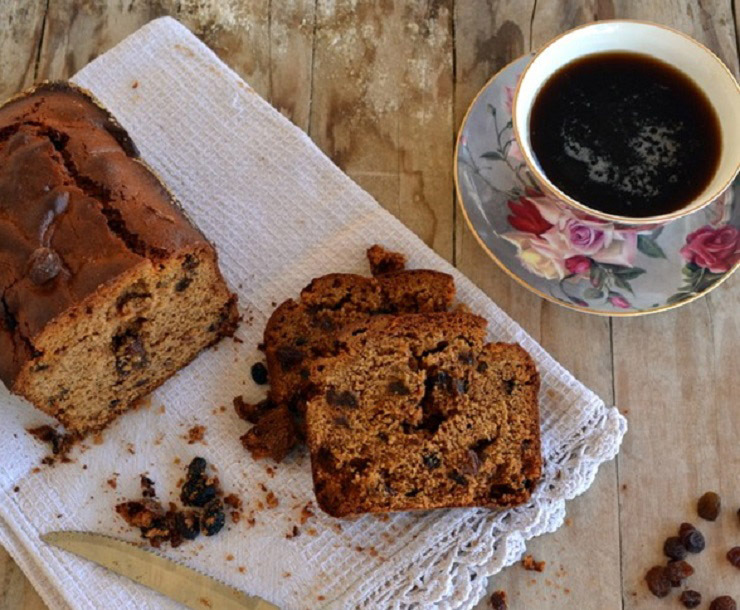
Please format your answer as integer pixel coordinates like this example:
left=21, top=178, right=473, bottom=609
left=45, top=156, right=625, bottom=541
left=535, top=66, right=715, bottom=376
left=186, top=425, right=206, bottom=445
left=300, top=503, right=314, bottom=524
left=230, top=511, right=241, bottom=523
left=282, top=572, right=291, bottom=578
left=224, top=494, right=242, bottom=509
left=238, top=566, right=246, bottom=574
left=265, top=491, right=279, bottom=509
left=318, top=595, right=326, bottom=601
left=306, top=527, right=317, bottom=536
left=198, top=598, right=212, bottom=608
left=564, top=518, right=573, bottom=527
left=126, top=443, right=136, bottom=455
left=13, top=486, right=19, bottom=493
left=522, top=554, right=546, bottom=572
left=93, top=432, right=105, bottom=445
left=226, top=554, right=234, bottom=561
left=106, top=477, right=118, bottom=490
left=27, top=425, right=76, bottom=464
left=173, top=457, right=181, bottom=465
left=131, top=80, right=139, bottom=89
left=286, top=525, right=300, bottom=539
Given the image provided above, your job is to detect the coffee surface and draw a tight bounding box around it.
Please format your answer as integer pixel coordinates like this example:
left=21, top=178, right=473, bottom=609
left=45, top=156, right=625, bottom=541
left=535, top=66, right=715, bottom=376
left=529, top=52, right=721, bottom=218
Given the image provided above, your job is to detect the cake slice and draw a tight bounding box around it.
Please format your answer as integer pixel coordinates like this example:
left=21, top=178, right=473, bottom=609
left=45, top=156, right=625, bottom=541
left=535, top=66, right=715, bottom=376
left=0, top=82, right=237, bottom=437
left=264, top=268, right=455, bottom=410
left=304, top=312, right=541, bottom=517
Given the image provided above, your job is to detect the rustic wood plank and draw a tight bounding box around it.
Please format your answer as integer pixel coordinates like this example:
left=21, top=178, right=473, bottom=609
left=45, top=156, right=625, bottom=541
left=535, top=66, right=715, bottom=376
left=309, top=0, right=455, bottom=260
left=0, top=0, right=47, bottom=98
left=453, top=3, right=620, bottom=608
left=1, top=2, right=57, bottom=608
left=608, top=4, right=740, bottom=607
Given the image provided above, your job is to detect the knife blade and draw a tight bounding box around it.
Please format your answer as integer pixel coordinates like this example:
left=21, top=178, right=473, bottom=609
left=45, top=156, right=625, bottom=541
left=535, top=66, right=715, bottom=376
left=42, top=531, right=279, bottom=610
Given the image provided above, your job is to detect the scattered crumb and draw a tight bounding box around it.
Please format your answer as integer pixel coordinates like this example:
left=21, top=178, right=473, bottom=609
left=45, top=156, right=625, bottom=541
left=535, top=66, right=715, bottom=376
left=233, top=336, right=244, bottom=344
left=522, top=554, right=546, bottom=572
left=13, top=486, right=19, bottom=493
left=224, top=494, right=242, bottom=509
left=158, top=405, right=166, bottom=414
left=376, top=513, right=390, bottom=522
left=186, top=425, right=206, bottom=445
left=306, top=527, right=318, bottom=536
left=27, top=425, right=75, bottom=464
left=265, top=491, right=279, bottom=509
left=368, top=547, right=378, bottom=557
left=265, top=466, right=275, bottom=478
left=93, top=433, right=105, bottom=445
left=318, top=595, right=326, bottom=601
left=220, top=406, right=226, bottom=412
left=226, top=554, right=234, bottom=561
left=126, top=443, right=136, bottom=455
left=564, top=518, right=573, bottom=527
left=355, top=545, right=364, bottom=552
left=564, top=588, right=571, bottom=594
left=153, top=433, right=165, bottom=446
left=82, top=464, right=88, bottom=470
left=238, top=566, right=246, bottom=574
left=246, top=517, right=256, bottom=527
left=106, top=477, right=118, bottom=490
left=286, top=525, right=300, bottom=539
left=32, top=467, right=41, bottom=474
left=300, top=503, right=314, bottom=524
left=230, top=511, right=241, bottom=524
left=198, top=598, right=212, bottom=608
left=173, top=457, right=181, bottom=465
left=282, top=572, right=291, bottom=578
left=131, top=80, right=139, bottom=89
left=621, top=484, right=627, bottom=490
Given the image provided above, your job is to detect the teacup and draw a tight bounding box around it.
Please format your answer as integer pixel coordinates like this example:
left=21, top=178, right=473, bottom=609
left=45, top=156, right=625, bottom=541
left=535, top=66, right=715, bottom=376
left=512, top=20, right=740, bottom=228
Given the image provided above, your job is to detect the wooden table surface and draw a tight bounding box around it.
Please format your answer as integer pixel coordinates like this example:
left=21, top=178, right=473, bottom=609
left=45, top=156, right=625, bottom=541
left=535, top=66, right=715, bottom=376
left=1, top=1, right=738, bottom=608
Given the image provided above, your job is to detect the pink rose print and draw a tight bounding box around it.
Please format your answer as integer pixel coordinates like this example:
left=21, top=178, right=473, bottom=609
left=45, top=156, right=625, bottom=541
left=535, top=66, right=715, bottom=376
left=608, top=294, right=631, bottom=309
left=680, top=225, right=740, bottom=273
left=565, top=255, right=591, bottom=274
left=563, top=219, right=607, bottom=255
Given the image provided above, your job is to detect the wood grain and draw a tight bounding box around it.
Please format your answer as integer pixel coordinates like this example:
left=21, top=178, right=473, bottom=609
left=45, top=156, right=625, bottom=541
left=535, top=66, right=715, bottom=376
left=1, top=1, right=739, bottom=609
left=310, top=0, right=454, bottom=259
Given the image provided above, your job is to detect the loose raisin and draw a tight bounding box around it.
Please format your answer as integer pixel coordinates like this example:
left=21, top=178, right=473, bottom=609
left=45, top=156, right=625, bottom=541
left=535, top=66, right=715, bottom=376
left=664, top=536, right=688, bottom=560
left=645, top=566, right=671, bottom=598
left=678, top=523, right=705, bottom=553
left=180, top=479, right=217, bottom=507
left=727, top=546, right=740, bottom=568
left=187, top=457, right=207, bottom=478
left=201, top=499, right=225, bottom=536
left=175, top=511, right=200, bottom=540
left=666, top=560, right=693, bottom=586
left=489, top=590, right=508, bottom=610
left=250, top=362, right=268, bottom=384
left=680, top=590, right=701, bottom=608
left=709, top=597, right=737, bottom=610
left=697, top=491, right=721, bottom=521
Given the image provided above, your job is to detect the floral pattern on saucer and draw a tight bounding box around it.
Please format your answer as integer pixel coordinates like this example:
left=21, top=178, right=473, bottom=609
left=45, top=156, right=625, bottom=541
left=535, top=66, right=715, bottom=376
left=456, top=54, right=739, bottom=315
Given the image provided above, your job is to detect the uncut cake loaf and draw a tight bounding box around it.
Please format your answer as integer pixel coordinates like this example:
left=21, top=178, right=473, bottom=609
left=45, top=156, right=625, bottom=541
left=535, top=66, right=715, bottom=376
left=0, top=82, right=238, bottom=437
left=304, top=312, right=541, bottom=517
left=241, top=255, right=455, bottom=461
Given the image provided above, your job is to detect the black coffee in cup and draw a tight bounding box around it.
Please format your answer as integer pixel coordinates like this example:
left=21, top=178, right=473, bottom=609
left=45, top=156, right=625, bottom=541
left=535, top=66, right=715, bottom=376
left=529, top=52, right=722, bottom=218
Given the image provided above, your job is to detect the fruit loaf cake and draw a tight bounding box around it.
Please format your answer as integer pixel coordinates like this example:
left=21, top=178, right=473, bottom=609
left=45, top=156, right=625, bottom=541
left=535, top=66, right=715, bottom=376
left=304, top=312, right=542, bottom=517
left=242, top=261, right=455, bottom=462
left=0, top=82, right=238, bottom=437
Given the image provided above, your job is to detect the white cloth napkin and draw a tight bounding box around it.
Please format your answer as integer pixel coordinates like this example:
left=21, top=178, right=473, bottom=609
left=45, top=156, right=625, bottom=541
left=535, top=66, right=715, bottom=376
left=0, top=17, right=626, bottom=610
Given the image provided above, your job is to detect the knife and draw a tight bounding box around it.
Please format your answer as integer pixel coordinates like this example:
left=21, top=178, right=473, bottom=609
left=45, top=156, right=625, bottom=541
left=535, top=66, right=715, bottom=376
left=42, top=531, right=279, bottom=610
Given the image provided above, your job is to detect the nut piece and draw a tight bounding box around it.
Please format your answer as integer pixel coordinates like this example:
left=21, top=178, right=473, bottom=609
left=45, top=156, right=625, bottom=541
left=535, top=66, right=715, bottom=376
left=697, top=491, right=721, bottom=521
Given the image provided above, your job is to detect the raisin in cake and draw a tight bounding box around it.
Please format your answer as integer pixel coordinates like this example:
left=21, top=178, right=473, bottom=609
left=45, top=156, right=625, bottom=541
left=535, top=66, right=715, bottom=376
left=304, top=312, right=541, bottom=517
left=0, top=83, right=237, bottom=437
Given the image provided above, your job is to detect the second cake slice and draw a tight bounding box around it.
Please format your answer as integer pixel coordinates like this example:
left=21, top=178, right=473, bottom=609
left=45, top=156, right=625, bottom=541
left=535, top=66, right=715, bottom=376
left=305, top=312, right=542, bottom=517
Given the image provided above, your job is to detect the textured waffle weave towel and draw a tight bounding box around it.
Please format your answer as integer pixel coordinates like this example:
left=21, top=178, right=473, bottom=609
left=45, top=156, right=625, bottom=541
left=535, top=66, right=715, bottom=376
left=0, top=17, right=626, bottom=610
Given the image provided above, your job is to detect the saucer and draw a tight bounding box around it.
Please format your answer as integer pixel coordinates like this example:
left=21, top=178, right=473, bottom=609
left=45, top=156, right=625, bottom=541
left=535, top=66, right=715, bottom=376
left=455, top=54, right=739, bottom=316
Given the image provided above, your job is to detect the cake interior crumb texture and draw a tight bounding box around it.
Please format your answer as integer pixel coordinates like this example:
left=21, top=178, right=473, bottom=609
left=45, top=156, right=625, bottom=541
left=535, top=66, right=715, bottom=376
left=306, top=312, right=542, bottom=517
left=0, top=82, right=237, bottom=436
